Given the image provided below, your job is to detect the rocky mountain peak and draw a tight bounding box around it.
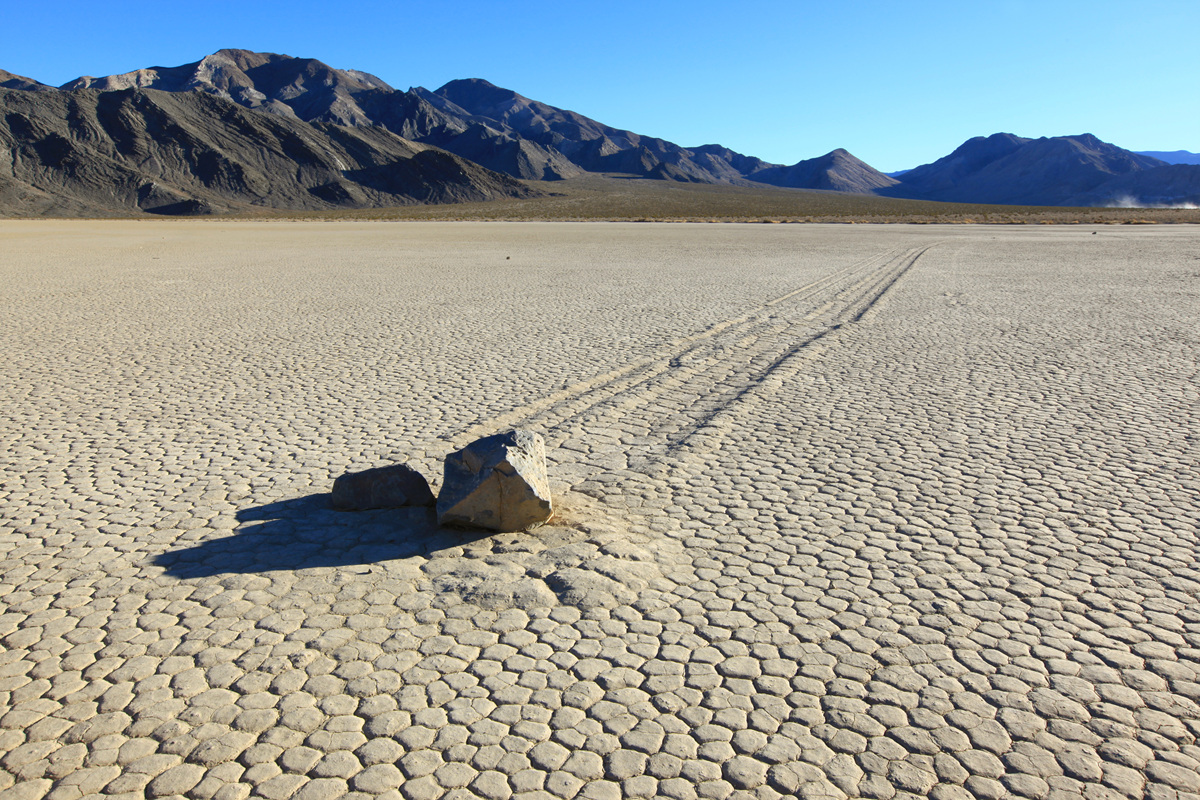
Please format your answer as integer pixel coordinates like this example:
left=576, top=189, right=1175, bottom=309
left=436, top=78, right=525, bottom=110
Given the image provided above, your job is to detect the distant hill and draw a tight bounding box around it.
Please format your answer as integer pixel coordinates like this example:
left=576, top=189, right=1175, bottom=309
left=1135, top=150, right=1200, bottom=166
left=887, top=133, right=1169, bottom=206
left=751, top=149, right=899, bottom=194
left=0, top=86, right=535, bottom=217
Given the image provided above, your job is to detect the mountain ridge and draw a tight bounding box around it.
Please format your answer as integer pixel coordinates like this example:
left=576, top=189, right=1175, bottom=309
left=0, top=85, right=535, bottom=216
left=0, top=68, right=50, bottom=91
left=1136, top=150, right=1200, bottom=166
left=42, top=51, right=896, bottom=192
left=883, top=133, right=1184, bottom=207
left=56, top=49, right=583, bottom=182
left=2, top=49, right=1196, bottom=214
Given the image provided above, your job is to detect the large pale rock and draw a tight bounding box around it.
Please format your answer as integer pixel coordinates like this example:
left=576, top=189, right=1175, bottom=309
left=331, top=464, right=435, bottom=510
left=437, top=430, right=552, bottom=532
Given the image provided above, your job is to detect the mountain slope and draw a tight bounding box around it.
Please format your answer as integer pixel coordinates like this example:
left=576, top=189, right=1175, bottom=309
left=1068, top=164, right=1200, bottom=207
left=436, top=77, right=903, bottom=190
left=890, top=133, right=1168, bottom=206
left=750, top=149, right=899, bottom=193
left=61, top=49, right=394, bottom=124
left=0, top=86, right=536, bottom=216
left=432, top=78, right=755, bottom=183
left=42, top=52, right=911, bottom=191
left=1, top=69, right=50, bottom=91
left=687, top=145, right=773, bottom=180
left=891, top=133, right=1030, bottom=197
left=60, top=49, right=581, bottom=181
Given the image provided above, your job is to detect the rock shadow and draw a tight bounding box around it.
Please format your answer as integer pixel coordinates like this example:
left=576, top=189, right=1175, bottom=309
left=152, top=493, right=491, bottom=578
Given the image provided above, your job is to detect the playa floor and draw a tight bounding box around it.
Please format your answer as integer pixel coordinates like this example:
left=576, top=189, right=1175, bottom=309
left=2, top=221, right=1198, bottom=800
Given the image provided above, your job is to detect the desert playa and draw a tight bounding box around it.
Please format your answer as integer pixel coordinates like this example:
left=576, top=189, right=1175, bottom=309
left=1, top=220, right=1198, bottom=800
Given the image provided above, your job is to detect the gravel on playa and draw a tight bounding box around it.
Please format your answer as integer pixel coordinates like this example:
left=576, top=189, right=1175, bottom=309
left=1, top=220, right=1198, bottom=800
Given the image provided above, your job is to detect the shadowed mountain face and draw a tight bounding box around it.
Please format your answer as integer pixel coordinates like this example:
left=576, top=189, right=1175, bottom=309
left=888, top=133, right=1170, bottom=206
left=894, top=133, right=1031, bottom=197
left=0, top=86, right=536, bottom=216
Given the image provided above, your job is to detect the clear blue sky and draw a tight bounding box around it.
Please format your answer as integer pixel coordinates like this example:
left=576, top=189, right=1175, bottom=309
left=3, top=0, right=1195, bottom=172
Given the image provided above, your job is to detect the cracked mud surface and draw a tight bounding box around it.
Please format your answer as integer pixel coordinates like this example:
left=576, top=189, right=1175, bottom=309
left=1, top=221, right=1198, bottom=800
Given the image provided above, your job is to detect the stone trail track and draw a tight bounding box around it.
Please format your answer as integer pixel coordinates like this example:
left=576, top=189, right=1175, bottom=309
left=487, top=244, right=933, bottom=485
left=1, top=222, right=1198, bottom=800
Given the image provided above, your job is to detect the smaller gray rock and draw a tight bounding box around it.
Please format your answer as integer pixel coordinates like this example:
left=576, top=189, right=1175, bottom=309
left=438, top=429, right=552, bottom=532
left=331, top=464, right=435, bottom=510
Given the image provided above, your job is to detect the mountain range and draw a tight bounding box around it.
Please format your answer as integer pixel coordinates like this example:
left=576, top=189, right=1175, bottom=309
left=1135, top=150, right=1200, bottom=166
left=2, top=49, right=1197, bottom=216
